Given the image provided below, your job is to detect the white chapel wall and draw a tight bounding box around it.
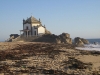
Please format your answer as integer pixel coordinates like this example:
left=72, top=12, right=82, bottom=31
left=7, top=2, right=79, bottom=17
left=31, top=23, right=40, bottom=36
left=38, top=26, right=45, bottom=36
left=32, top=27, right=38, bottom=36
left=24, top=23, right=31, bottom=30
left=32, top=27, right=35, bottom=36
left=23, top=23, right=31, bottom=35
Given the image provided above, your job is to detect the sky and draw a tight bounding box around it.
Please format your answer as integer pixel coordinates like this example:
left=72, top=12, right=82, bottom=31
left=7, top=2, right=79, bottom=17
left=0, top=0, right=100, bottom=41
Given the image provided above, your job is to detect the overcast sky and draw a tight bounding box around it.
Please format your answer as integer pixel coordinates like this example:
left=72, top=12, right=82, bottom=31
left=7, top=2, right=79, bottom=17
left=0, top=0, right=100, bottom=41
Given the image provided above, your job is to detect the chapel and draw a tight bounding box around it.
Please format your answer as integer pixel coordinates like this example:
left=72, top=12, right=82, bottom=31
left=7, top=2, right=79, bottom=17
left=20, top=16, right=46, bottom=37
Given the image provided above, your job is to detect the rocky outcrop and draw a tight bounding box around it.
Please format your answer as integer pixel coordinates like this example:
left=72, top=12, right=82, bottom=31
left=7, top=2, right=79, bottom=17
left=34, top=33, right=72, bottom=44
left=45, top=29, right=51, bottom=34
left=7, top=32, right=72, bottom=44
left=81, top=38, right=89, bottom=44
left=6, top=34, right=20, bottom=42
left=55, top=38, right=61, bottom=44
left=56, top=33, right=72, bottom=44
left=74, top=37, right=89, bottom=46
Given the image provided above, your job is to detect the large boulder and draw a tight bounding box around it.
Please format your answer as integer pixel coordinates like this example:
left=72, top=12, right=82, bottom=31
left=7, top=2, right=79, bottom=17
left=60, top=33, right=70, bottom=38
left=55, top=38, right=61, bottom=44
left=75, top=39, right=84, bottom=46
left=81, top=38, right=89, bottom=44
left=33, top=32, right=72, bottom=44
left=58, top=33, right=72, bottom=44
left=74, top=37, right=89, bottom=46
left=65, top=38, right=72, bottom=44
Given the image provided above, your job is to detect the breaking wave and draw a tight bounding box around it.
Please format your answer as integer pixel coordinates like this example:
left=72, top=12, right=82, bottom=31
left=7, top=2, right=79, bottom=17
left=75, top=43, right=100, bottom=51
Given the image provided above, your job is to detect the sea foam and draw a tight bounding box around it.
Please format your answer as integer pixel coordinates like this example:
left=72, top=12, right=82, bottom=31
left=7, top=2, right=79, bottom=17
left=75, top=43, right=100, bottom=51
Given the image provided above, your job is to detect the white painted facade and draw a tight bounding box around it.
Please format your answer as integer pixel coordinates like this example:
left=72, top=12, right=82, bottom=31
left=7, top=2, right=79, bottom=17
left=24, top=23, right=31, bottom=30
left=23, top=23, right=31, bottom=36
left=32, top=23, right=40, bottom=26
left=38, top=26, right=45, bottom=36
left=21, top=16, right=46, bottom=37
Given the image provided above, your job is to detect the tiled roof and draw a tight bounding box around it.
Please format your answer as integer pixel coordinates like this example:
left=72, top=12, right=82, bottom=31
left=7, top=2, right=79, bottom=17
left=23, top=16, right=41, bottom=24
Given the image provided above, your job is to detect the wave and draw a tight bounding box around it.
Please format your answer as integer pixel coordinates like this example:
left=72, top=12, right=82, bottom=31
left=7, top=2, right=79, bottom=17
left=75, top=43, right=100, bottom=51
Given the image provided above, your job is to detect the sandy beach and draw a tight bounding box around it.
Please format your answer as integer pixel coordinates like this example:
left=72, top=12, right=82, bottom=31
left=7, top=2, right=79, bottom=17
left=0, top=42, right=100, bottom=75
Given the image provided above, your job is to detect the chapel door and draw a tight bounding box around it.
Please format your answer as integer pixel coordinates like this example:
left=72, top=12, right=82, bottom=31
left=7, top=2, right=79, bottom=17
left=34, top=31, right=36, bottom=35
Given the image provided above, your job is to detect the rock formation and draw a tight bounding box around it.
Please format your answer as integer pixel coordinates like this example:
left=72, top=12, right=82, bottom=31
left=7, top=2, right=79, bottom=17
left=7, top=32, right=72, bottom=44
left=55, top=38, right=61, bottom=44
left=56, top=33, right=72, bottom=44
left=74, top=37, right=89, bottom=46
left=81, top=38, right=89, bottom=44
left=45, top=29, right=51, bottom=34
left=33, top=33, right=72, bottom=44
left=7, top=34, right=19, bottom=42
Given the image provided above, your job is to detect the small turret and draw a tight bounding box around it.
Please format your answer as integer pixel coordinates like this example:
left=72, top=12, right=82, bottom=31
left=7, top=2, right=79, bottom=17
left=23, top=19, right=25, bottom=23
left=23, top=19, right=25, bottom=21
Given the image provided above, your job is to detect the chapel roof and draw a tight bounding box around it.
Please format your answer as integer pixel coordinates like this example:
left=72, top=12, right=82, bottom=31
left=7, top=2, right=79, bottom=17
left=23, top=16, right=41, bottom=24
left=34, top=24, right=45, bottom=29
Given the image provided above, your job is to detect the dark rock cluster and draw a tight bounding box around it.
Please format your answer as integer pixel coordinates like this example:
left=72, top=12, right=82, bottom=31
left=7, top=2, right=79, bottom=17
left=74, top=37, right=89, bottom=46
left=34, top=33, right=72, bottom=44
left=56, top=33, right=72, bottom=44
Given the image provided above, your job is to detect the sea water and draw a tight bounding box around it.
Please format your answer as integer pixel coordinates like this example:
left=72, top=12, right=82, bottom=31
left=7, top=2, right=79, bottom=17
left=75, top=39, right=100, bottom=51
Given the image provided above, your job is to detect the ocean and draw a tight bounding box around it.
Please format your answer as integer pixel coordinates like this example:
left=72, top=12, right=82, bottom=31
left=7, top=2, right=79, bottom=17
left=76, top=39, right=100, bottom=51
left=87, top=39, right=100, bottom=43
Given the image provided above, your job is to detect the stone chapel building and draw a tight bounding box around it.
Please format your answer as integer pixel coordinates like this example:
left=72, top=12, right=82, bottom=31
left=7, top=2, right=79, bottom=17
left=20, top=16, right=46, bottom=37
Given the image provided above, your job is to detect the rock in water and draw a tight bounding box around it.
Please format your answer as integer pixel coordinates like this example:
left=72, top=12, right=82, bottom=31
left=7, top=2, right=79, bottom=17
left=81, top=38, right=89, bottom=44
left=74, top=37, right=89, bottom=46
left=76, top=39, right=84, bottom=46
